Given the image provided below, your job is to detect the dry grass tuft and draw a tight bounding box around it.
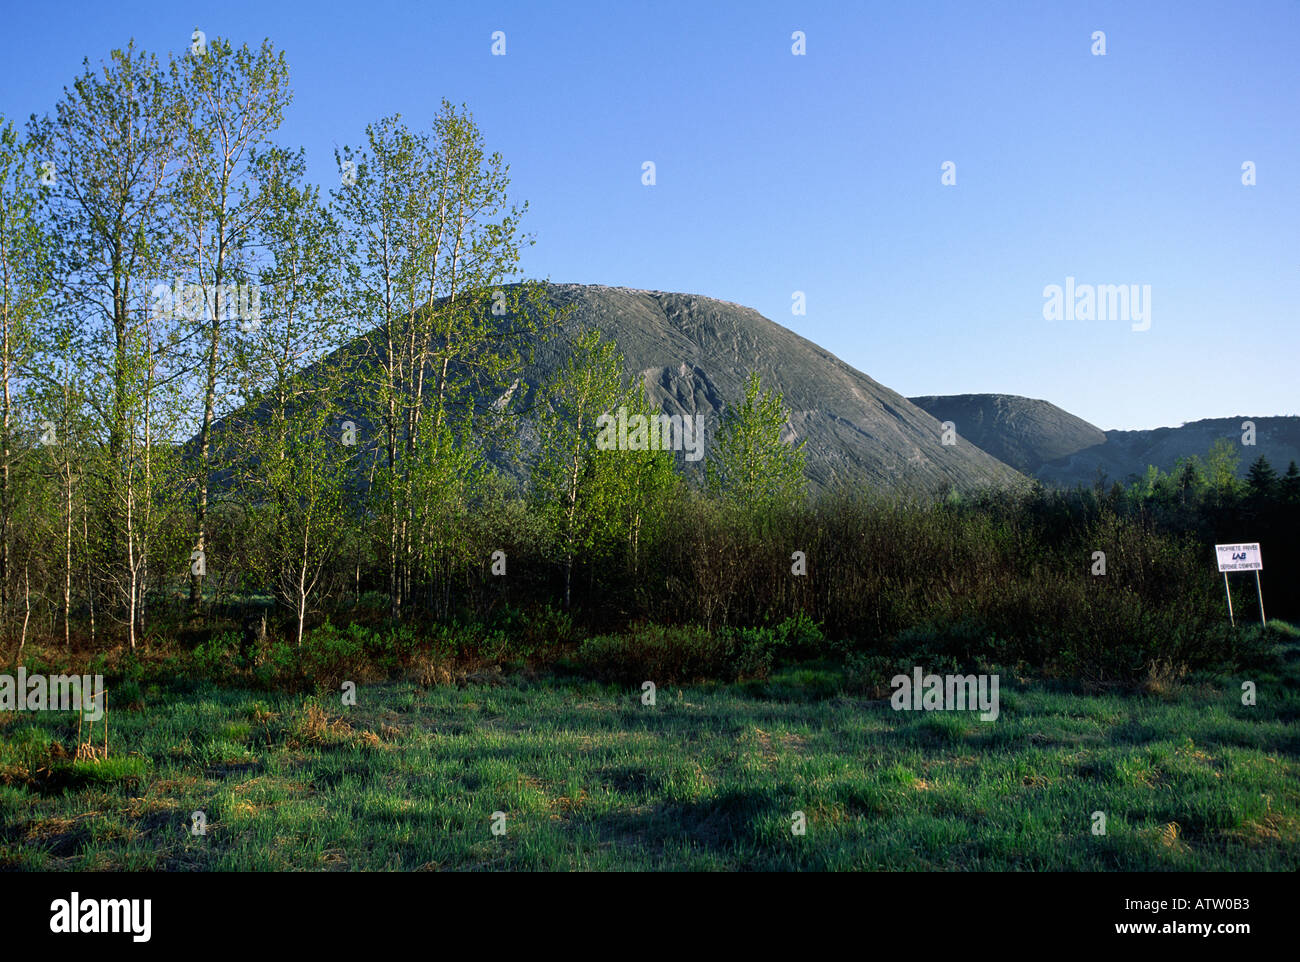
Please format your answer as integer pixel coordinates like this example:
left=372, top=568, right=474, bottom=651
left=290, top=702, right=356, bottom=746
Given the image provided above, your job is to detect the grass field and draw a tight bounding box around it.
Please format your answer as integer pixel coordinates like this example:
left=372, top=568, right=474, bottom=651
left=2, top=643, right=1298, bottom=871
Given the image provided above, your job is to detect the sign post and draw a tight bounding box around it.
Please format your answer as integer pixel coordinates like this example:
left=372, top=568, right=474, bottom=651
left=1215, top=543, right=1265, bottom=627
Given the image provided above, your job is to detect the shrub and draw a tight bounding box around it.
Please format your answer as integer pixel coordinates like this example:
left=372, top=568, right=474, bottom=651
left=356, top=590, right=390, bottom=611
left=254, top=638, right=299, bottom=688
left=520, top=604, right=578, bottom=652
left=300, top=620, right=367, bottom=686
left=844, top=652, right=902, bottom=697
left=773, top=612, right=826, bottom=660
left=731, top=626, right=777, bottom=678
left=890, top=619, right=997, bottom=671
left=194, top=631, right=242, bottom=677
left=577, top=624, right=737, bottom=685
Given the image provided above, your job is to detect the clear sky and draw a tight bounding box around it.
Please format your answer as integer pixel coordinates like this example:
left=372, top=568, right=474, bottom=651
left=3, top=0, right=1296, bottom=430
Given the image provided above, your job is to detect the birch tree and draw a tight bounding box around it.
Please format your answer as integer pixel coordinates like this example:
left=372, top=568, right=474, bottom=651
left=174, top=36, right=292, bottom=616
left=531, top=329, right=629, bottom=609
left=233, top=146, right=353, bottom=645
left=332, top=102, right=542, bottom=620
left=31, top=44, right=188, bottom=646
left=0, top=118, right=53, bottom=634
left=706, top=371, right=807, bottom=517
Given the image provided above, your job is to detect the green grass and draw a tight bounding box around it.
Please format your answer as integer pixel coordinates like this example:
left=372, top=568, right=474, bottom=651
left=1, top=647, right=1297, bottom=870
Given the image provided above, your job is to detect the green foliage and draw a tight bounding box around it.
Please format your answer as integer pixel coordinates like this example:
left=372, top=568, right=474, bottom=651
left=300, top=620, right=368, bottom=686
left=592, top=384, right=682, bottom=575
left=194, top=632, right=242, bottom=677
left=577, top=624, right=737, bottom=685
left=64, top=756, right=150, bottom=788
left=1204, top=438, right=1242, bottom=502
left=731, top=613, right=828, bottom=673
left=890, top=619, right=1002, bottom=672
left=577, top=618, right=824, bottom=686
left=9, top=36, right=1297, bottom=697
left=706, top=370, right=807, bottom=517
left=489, top=604, right=577, bottom=654
left=333, top=102, right=547, bottom=623
left=531, top=329, right=673, bottom=605
left=254, top=639, right=299, bottom=688
left=115, top=679, right=145, bottom=710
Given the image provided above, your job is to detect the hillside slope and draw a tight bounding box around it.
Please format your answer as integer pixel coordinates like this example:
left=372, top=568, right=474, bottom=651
left=1036, top=416, right=1300, bottom=487
left=503, top=285, right=1026, bottom=492
left=909, top=394, right=1299, bottom=486
left=212, top=283, right=1028, bottom=495
left=907, top=393, right=1107, bottom=476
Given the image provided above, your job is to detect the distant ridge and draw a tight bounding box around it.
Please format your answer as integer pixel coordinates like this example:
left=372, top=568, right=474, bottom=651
left=907, top=394, right=1106, bottom=476
left=1035, top=416, right=1300, bottom=487
left=909, top=394, right=1300, bottom=487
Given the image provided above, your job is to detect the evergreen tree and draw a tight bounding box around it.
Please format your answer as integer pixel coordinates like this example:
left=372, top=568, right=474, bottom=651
left=1281, top=460, right=1300, bottom=505
left=1171, top=455, right=1203, bottom=505
left=1245, top=454, right=1278, bottom=501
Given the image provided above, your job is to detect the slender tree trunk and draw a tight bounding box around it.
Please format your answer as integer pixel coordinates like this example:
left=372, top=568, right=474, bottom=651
left=1, top=313, right=10, bottom=629
left=63, top=468, right=72, bottom=647
left=83, top=497, right=95, bottom=646
left=125, top=466, right=137, bottom=651
left=563, top=445, right=581, bottom=610
left=192, top=305, right=220, bottom=616
left=19, top=562, right=30, bottom=660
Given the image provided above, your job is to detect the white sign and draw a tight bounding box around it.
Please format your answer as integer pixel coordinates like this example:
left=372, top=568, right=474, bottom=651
left=1215, top=543, right=1262, bottom=572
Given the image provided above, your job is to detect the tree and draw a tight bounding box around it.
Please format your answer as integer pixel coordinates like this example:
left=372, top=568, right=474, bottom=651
left=531, top=329, right=627, bottom=609
left=0, top=117, right=53, bottom=634
left=1281, top=461, right=1300, bottom=505
left=706, top=371, right=807, bottom=516
left=1132, top=463, right=1167, bottom=503
left=1204, top=438, right=1242, bottom=504
left=174, top=37, right=292, bottom=616
left=247, top=378, right=353, bottom=648
left=231, top=145, right=351, bottom=646
left=599, top=384, right=681, bottom=578
left=332, top=103, right=541, bottom=620
left=31, top=44, right=189, bottom=647
left=1171, top=455, right=1203, bottom=505
left=1245, top=454, right=1278, bottom=501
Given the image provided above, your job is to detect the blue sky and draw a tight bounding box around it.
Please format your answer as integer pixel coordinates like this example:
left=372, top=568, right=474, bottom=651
left=3, top=0, right=1296, bottom=430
